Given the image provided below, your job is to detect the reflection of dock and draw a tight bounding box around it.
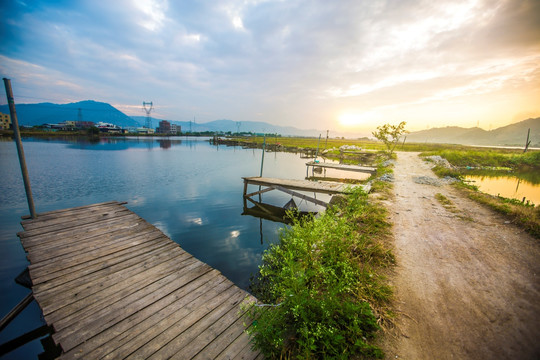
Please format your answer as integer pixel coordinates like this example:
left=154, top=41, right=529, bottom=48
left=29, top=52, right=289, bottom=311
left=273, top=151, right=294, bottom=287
left=243, top=177, right=369, bottom=209
left=305, top=161, right=376, bottom=175
left=242, top=200, right=313, bottom=224
left=17, top=201, right=260, bottom=359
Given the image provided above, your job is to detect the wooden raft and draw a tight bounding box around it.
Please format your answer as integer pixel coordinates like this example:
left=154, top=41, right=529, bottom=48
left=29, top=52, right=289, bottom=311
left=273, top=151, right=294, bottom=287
left=242, top=177, right=369, bottom=209
left=17, top=201, right=261, bottom=360
left=305, top=161, right=376, bottom=175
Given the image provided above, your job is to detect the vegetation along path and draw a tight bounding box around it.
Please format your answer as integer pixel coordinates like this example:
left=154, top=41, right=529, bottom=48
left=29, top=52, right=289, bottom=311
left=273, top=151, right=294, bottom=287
left=382, top=152, right=540, bottom=359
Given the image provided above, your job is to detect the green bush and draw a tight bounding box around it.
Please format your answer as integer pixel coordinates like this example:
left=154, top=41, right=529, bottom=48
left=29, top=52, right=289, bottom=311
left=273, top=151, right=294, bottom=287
left=246, top=188, right=394, bottom=359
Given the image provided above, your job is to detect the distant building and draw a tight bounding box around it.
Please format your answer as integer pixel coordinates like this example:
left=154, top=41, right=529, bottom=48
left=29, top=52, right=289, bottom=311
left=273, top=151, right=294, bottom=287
left=0, top=112, right=11, bottom=130
left=157, top=120, right=178, bottom=135
left=75, top=121, right=95, bottom=129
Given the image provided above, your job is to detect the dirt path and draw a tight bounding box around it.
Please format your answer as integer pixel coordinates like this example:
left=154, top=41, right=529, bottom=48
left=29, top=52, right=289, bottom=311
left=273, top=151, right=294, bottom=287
left=381, top=152, right=540, bottom=359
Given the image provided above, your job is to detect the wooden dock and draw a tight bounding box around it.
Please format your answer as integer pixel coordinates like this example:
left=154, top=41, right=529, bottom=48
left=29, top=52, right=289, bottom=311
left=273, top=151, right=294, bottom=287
left=305, top=161, right=376, bottom=175
left=242, top=177, right=369, bottom=209
left=17, top=201, right=261, bottom=359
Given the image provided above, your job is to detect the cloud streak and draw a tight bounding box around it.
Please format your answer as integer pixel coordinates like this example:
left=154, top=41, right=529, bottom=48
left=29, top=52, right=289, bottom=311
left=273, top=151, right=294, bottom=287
left=0, top=0, right=538, bottom=133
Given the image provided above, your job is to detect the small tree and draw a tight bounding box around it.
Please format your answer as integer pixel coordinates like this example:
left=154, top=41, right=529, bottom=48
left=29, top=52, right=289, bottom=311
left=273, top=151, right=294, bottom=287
left=372, top=121, right=407, bottom=156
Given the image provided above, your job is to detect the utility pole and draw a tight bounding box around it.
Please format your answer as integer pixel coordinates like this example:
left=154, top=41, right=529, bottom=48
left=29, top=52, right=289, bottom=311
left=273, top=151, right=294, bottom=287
left=325, top=130, right=329, bottom=149
left=143, top=101, right=153, bottom=129
left=3, top=78, right=36, bottom=218
left=524, top=128, right=531, bottom=153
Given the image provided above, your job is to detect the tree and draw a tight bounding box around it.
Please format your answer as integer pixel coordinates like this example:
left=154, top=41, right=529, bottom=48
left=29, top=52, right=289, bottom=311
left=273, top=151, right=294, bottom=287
left=372, top=121, right=407, bottom=156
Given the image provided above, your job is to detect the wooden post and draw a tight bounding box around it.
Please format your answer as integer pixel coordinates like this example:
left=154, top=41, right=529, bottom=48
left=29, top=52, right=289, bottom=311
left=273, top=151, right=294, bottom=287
left=524, top=128, right=531, bottom=153
left=3, top=78, right=36, bottom=219
left=259, top=135, right=266, bottom=177
left=314, top=134, right=321, bottom=161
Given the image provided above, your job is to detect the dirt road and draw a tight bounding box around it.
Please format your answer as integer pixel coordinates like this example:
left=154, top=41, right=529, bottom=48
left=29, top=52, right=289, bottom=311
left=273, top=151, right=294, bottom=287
left=381, top=152, right=540, bottom=359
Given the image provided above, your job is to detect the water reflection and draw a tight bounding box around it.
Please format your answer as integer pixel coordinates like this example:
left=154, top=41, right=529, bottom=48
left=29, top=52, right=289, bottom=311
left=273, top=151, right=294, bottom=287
left=465, top=174, right=540, bottom=205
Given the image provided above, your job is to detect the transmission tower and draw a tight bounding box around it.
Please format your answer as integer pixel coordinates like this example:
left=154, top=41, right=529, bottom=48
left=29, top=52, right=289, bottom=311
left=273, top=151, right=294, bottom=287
left=77, top=108, right=83, bottom=122
left=143, top=101, right=153, bottom=129
left=236, top=121, right=241, bottom=134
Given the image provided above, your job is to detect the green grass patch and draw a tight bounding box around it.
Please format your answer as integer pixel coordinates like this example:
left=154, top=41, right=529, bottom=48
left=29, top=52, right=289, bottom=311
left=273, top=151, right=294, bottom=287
left=246, top=187, right=394, bottom=359
left=420, top=149, right=540, bottom=170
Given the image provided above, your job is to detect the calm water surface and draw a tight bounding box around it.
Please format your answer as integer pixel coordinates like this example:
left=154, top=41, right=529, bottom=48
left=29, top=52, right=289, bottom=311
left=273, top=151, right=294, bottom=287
left=465, top=174, right=540, bottom=205
left=0, top=136, right=328, bottom=358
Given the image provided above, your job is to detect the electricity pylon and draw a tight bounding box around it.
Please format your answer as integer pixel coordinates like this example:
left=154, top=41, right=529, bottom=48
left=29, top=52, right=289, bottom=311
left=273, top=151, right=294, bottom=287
left=143, top=101, right=153, bottom=129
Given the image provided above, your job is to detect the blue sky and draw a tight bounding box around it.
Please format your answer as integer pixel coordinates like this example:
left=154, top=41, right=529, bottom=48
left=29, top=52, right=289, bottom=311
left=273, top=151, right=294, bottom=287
left=1, top=0, right=539, bottom=134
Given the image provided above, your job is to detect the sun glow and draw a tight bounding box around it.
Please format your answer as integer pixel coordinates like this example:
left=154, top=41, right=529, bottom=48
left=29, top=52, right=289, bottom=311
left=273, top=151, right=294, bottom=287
left=338, top=112, right=371, bottom=127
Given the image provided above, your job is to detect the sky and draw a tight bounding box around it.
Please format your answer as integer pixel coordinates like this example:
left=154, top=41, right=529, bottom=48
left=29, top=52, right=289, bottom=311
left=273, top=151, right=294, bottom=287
left=0, top=0, right=539, bottom=135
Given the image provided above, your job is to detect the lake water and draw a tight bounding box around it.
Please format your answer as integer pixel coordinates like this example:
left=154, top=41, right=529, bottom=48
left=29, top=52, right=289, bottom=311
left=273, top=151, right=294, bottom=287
left=0, top=136, right=331, bottom=359
left=464, top=174, right=540, bottom=206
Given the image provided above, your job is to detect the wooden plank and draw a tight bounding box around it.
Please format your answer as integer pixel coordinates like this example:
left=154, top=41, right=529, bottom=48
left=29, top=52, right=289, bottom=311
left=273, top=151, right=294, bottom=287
left=173, top=298, right=253, bottom=359
left=124, top=285, right=242, bottom=359
left=192, top=307, right=254, bottom=360
left=215, top=325, right=256, bottom=360
left=26, top=224, right=159, bottom=276
left=102, top=279, right=236, bottom=360
left=29, top=233, right=171, bottom=287
left=54, top=260, right=215, bottom=351
left=306, top=161, right=376, bottom=173
left=234, top=340, right=260, bottom=360
left=36, top=243, right=186, bottom=315
left=17, top=202, right=258, bottom=360
left=152, top=289, right=247, bottom=359
left=19, top=207, right=131, bottom=233
left=33, top=240, right=179, bottom=298
left=20, top=202, right=126, bottom=228
left=243, top=176, right=356, bottom=194
left=19, top=211, right=139, bottom=242
left=59, top=269, right=223, bottom=360
left=21, top=201, right=121, bottom=220
left=26, top=223, right=161, bottom=264
left=48, top=256, right=201, bottom=332
left=244, top=186, right=275, bottom=198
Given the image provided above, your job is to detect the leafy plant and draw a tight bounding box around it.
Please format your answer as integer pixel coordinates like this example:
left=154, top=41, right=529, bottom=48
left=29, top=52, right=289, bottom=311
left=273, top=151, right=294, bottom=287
left=372, top=122, right=408, bottom=157
left=246, top=188, right=394, bottom=359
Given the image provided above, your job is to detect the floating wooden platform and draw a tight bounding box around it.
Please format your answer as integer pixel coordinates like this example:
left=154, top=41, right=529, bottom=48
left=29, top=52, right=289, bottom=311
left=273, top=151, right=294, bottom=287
left=243, top=177, right=369, bottom=209
left=305, top=161, right=376, bottom=174
left=17, top=201, right=261, bottom=360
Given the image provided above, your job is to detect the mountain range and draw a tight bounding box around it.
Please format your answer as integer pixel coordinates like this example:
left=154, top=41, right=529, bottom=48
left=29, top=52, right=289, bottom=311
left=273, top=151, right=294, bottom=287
left=1, top=100, right=537, bottom=147
left=406, top=118, right=539, bottom=147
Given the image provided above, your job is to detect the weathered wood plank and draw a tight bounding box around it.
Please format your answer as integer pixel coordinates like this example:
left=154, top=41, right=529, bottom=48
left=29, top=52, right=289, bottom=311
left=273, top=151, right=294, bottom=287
left=20, top=202, right=126, bottom=228
left=33, top=240, right=180, bottom=298
left=54, top=260, right=214, bottom=351
left=60, top=269, right=223, bottom=360
left=151, top=289, right=247, bottom=359
left=18, top=202, right=258, bottom=359
left=171, top=298, right=253, bottom=360
left=26, top=224, right=161, bottom=264
left=243, top=176, right=357, bottom=194
left=21, top=201, right=121, bottom=220
left=125, top=285, right=242, bottom=359
left=30, top=234, right=171, bottom=287
left=37, top=244, right=187, bottom=316
left=306, top=161, right=376, bottom=173
left=103, top=278, right=235, bottom=360
left=19, top=208, right=132, bottom=235
left=193, top=308, right=254, bottom=360
left=19, top=212, right=139, bottom=242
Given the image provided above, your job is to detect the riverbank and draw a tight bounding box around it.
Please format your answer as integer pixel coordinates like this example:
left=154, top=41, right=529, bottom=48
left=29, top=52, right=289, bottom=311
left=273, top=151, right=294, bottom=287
left=246, top=170, right=395, bottom=358
left=381, top=152, right=540, bottom=359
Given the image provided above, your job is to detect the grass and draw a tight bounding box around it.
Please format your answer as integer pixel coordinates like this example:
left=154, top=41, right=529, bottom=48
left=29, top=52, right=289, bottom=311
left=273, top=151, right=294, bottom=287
left=421, top=149, right=540, bottom=170
left=246, top=183, right=395, bottom=359
left=426, top=151, right=540, bottom=238
left=435, top=193, right=473, bottom=221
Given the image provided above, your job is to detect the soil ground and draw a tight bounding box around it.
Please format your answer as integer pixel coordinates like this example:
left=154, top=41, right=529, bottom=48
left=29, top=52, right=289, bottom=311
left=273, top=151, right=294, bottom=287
left=380, top=152, right=540, bottom=359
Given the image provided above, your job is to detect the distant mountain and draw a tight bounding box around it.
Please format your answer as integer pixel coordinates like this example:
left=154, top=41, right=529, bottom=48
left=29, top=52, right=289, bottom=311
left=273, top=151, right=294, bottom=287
left=407, top=118, right=540, bottom=147
left=0, top=100, right=139, bottom=128
left=131, top=116, right=321, bottom=137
